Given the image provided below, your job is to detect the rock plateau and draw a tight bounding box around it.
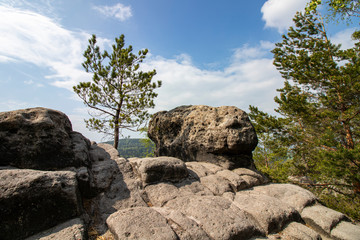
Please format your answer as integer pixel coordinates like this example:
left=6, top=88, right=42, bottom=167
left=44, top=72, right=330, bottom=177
left=0, top=106, right=359, bottom=240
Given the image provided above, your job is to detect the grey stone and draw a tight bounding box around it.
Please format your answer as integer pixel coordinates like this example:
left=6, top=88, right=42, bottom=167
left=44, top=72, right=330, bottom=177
left=331, top=221, right=360, bottom=240
left=70, top=131, right=91, bottom=166
left=249, top=183, right=317, bottom=212
left=165, top=195, right=265, bottom=239
left=232, top=168, right=268, bottom=184
left=145, top=183, right=180, bottom=207
left=216, top=170, right=248, bottom=191
left=148, top=105, right=258, bottom=169
left=25, top=218, right=86, bottom=240
left=129, top=157, right=188, bottom=185
left=106, top=207, right=178, bottom=240
left=280, top=222, right=321, bottom=240
left=301, top=204, right=347, bottom=234
left=233, top=192, right=301, bottom=234
left=185, top=161, right=223, bottom=178
left=241, top=175, right=262, bottom=188
left=153, top=207, right=212, bottom=240
left=200, top=174, right=234, bottom=195
left=0, top=107, right=90, bottom=170
left=0, top=169, right=81, bottom=240
left=91, top=159, right=119, bottom=191
left=85, top=160, right=147, bottom=234
left=176, top=179, right=214, bottom=196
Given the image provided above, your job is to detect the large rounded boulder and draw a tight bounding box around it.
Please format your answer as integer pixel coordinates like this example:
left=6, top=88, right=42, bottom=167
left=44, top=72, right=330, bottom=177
left=0, top=107, right=90, bottom=170
left=148, top=105, right=258, bottom=169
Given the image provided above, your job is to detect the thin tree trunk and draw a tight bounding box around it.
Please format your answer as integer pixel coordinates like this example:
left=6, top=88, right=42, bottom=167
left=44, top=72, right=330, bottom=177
left=114, top=125, right=119, bottom=149
left=114, top=108, right=121, bottom=149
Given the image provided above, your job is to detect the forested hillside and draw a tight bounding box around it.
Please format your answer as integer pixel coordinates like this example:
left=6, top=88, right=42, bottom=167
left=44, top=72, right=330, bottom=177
left=105, top=138, right=155, bottom=158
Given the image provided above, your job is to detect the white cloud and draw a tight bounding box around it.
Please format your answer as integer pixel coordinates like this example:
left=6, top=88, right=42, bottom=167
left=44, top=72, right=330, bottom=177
left=0, top=5, right=92, bottom=90
left=0, top=4, right=284, bottom=140
left=142, top=43, right=283, bottom=115
left=93, top=3, right=132, bottom=21
left=261, top=0, right=308, bottom=33
left=1, top=0, right=55, bottom=16
left=331, top=28, right=357, bottom=49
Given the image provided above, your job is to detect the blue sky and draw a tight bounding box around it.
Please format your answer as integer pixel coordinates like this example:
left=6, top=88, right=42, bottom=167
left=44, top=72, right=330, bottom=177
left=0, top=0, right=357, bottom=142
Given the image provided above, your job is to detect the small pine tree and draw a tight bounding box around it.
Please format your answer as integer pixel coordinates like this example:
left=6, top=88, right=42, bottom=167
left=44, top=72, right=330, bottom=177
left=74, top=34, right=161, bottom=149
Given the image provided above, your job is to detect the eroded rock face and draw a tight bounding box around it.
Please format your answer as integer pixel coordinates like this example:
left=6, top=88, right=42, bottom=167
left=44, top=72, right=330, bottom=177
left=148, top=105, right=258, bottom=169
left=0, top=108, right=91, bottom=170
left=0, top=169, right=81, bottom=239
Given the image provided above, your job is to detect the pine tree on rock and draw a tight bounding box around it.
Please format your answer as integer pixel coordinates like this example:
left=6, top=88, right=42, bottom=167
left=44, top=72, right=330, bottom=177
left=74, top=34, right=161, bottom=149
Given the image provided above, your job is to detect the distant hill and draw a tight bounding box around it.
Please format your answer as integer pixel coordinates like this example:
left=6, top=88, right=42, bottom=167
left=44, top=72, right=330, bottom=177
left=104, top=138, right=155, bottom=158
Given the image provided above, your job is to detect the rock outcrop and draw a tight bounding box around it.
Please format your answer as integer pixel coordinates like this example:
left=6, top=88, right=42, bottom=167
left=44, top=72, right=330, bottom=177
left=1, top=107, right=360, bottom=240
left=148, top=105, right=258, bottom=169
left=0, top=108, right=90, bottom=170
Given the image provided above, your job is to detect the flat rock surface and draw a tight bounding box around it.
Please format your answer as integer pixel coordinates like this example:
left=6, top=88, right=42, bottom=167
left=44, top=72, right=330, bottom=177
left=301, top=204, right=347, bottom=234
left=25, top=218, right=85, bottom=240
left=233, top=191, right=301, bottom=234
left=331, top=221, right=360, bottom=240
left=248, top=183, right=317, bottom=212
left=164, top=195, right=264, bottom=239
left=106, top=207, right=178, bottom=240
left=280, top=222, right=321, bottom=240
left=153, top=207, right=212, bottom=240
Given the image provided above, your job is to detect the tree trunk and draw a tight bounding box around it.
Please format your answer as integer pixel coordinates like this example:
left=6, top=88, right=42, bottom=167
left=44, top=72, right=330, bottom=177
left=114, top=125, right=119, bottom=149
left=114, top=108, right=121, bottom=149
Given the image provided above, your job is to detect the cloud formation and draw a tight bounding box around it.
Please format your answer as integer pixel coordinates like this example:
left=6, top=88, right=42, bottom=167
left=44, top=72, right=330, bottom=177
left=261, top=0, right=308, bottom=33
left=0, top=5, right=91, bottom=90
left=0, top=3, right=283, bottom=118
left=142, top=42, right=282, bottom=114
left=93, top=3, right=132, bottom=21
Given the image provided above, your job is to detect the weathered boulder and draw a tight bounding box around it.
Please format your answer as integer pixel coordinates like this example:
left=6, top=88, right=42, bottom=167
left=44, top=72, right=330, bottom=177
left=0, top=108, right=90, bottom=170
left=0, top=169, right=82, bottom=240
left=106, top=207, right=178, bottom=240
left=148, top=105, right=258, bottom=169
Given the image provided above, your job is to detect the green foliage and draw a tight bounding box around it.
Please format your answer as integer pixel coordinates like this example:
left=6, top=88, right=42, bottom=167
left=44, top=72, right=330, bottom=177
left=250, top=9, right=360, bottom=220
left=74, top=34, right=162, bottom=148
left=306, top=0, right=360, bottom=22
left=105, top=138, right=155, bottom=158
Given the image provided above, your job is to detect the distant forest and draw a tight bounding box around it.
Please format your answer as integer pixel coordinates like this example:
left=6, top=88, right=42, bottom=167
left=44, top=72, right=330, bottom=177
left=104, top=138, right=155, bottom=158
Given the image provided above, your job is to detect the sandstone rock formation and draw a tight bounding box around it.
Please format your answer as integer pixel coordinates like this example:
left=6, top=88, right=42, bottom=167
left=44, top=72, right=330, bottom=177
left=148, top=105, right=258, bottom=169
left=1, top=107, right=360, bottom=240
left=0, top=108, right=90, bottom=170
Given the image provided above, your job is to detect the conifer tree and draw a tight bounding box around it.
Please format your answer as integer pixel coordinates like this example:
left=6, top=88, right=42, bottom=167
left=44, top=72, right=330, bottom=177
left=249, top=9, right=360, bottom=219
left=74, top=34, right=161, bottom=149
